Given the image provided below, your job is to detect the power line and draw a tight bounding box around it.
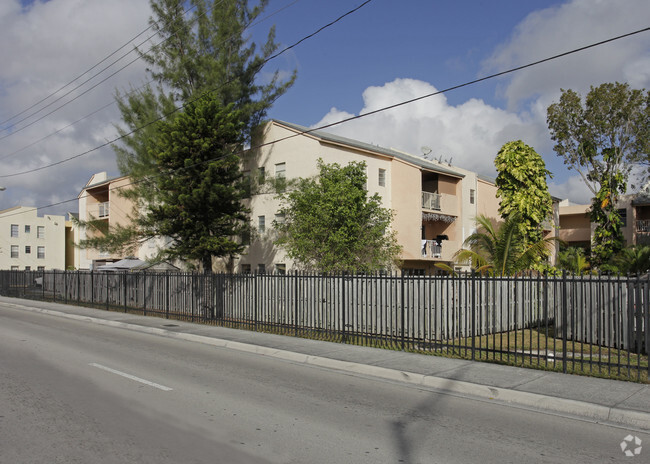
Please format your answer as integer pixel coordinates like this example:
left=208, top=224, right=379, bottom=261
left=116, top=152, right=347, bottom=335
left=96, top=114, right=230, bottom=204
left=0, top=2, right=194, bottom=129
left=0, top=0, right=304, bottom=160
left=0, top=0, right=374, bottom=179
left=1, top=21, right=647, bottom=219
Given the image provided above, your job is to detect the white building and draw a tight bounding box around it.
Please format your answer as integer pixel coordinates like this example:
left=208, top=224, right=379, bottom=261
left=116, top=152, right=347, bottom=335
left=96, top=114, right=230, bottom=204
left=0, top=206, right=66, bottom=270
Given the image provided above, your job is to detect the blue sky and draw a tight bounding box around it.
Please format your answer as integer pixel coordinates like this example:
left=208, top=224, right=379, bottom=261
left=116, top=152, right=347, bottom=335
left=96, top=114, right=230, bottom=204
left=0, top=0, right=649, bottom=214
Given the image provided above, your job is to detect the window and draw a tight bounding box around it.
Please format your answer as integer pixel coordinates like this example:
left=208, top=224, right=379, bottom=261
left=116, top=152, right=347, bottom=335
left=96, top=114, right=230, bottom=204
left=258, top=216, right=265, bottom=234
left=37, top=246, right=45, bottom=259
left=258, top=166, right=266, bottom=184
left=617, top=208, right=627, bottom=227
left=25, top=266, right=31, bottom=271
left=11, top=266, right=18, bottom=271
left=378, top=168, right=386, bottom=187
left=10, top=224, right=18, bottom=238
left=37, top=226, right=45, bottom=239
left=25, top=246, right=31, bottom=254
left=11, top=245, right=18, bottom=258
left=257, top=263, right=266, bottom=274
left=274, top=213, right=285, bottom=225
left=25, top=225, right=31, bottom=234
left=275, top=263, right=286, bottom=275
left=37, top=266, right=45, bottom=271
left=242, top=170, right=251, bottom=196
left=241, top=264, right=251, bottom=274
left=470, top=189, right=475, bottom=205
left=275, top=162, right=286, bottom=179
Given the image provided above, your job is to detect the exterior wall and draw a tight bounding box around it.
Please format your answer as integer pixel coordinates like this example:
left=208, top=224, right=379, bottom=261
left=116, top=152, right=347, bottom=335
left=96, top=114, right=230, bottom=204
left=77, top=172, right=168, bottom=270
left=390, top=159, right=422, bottom=261
left=241, top=121, right=505, bottom=275
left=0, top=207, right=66, bottom=270
left=238, top=122, right=396, bottom=272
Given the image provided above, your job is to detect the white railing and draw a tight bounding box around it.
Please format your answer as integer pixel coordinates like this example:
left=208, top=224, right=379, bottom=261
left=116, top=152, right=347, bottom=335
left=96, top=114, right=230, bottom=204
left=422, top=191, right=441, bottom=210
left=636, top=219, right=650, bottom=233
left=421, top=240, right=442, bottom=258
left=98, top=201, right=110, bottom=218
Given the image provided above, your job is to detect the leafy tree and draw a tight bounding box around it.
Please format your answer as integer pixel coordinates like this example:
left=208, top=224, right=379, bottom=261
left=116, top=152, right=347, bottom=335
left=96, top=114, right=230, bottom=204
left=547, top=82, right=650, bottom=266
left=455, top=214, right=556, bottom=276
left=494, top=140, right=553, bottom=246
left=275, top=160, right=401, bottom=273
left=85, top=0, right=295, bottom=266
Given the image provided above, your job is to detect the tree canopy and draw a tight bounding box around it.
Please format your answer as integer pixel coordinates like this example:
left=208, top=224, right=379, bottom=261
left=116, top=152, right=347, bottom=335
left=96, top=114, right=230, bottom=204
left=82, top=0, right=295, bottom=269
left=547, top=82, right=650, bottom=266
left=494, top=140, right=553, bottom=246
left=274, top=160, right=401, bottom=273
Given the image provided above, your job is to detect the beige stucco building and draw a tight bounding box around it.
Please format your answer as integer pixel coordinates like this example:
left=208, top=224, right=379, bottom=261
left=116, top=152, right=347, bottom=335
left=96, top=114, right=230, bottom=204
left=559, top=192, right=650, bottom=250
left=239, top=120, right=504, bottom=275
left=0, top=206, right=66, bottom=270
left=76, top=172, right=167, bottom=270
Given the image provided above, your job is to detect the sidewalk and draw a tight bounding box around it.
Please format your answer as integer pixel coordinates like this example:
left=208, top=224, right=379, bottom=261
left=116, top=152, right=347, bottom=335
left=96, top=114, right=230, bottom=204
left=2, top=295, right=649, bottom=431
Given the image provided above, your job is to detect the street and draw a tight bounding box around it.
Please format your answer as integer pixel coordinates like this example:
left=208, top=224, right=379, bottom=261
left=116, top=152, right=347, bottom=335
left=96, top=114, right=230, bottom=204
left=0, top=303, right=647, bottom=464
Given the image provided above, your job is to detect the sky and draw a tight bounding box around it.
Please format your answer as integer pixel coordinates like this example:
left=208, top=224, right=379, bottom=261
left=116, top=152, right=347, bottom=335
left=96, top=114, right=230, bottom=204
left=0, top=0, right=649, bottom=217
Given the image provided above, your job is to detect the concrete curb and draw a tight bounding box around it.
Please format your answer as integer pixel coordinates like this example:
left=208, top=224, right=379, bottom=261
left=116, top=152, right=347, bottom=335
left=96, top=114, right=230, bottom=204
left=8, top=302, right=650, bottom=431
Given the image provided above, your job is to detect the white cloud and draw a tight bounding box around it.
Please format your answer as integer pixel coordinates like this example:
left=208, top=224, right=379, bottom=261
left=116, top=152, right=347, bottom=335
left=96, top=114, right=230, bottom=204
left=0, top=0, right=152, bottom=213
left=484, top=0, right=650, bottom=110
left=312, top=0, right=650, bottom=205
left=313, top=78, right=547, bottom=180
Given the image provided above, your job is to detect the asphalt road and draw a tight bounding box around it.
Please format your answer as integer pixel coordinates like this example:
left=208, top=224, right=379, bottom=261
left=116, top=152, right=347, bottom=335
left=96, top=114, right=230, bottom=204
left=0, top=304, right=647, bottom=464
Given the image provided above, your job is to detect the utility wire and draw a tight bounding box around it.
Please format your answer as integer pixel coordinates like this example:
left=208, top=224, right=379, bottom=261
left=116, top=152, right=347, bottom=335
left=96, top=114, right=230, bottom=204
left=0, top=2, right=194, bottom=129
left=0, top=0, right=303, bottom=160
left=0, top=0, right=374, bottom=178
left=2, top=24, right=648, bottom=221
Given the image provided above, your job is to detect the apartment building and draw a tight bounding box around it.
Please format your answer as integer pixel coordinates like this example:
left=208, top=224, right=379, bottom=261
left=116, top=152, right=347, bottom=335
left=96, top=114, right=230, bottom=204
left=77, top=172, right=166, bottom=270
left=559, top=192, right=650, bottom=250
left=239, top=120, right=505, bottom=275
left=0, top=206, right=65, bottom=270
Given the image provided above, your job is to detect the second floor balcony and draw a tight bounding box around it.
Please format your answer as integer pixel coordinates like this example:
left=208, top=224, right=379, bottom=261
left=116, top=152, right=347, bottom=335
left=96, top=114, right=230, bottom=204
left=88, top=201, right=110, bottom=219
left=422, top=191, right=441, bottom=211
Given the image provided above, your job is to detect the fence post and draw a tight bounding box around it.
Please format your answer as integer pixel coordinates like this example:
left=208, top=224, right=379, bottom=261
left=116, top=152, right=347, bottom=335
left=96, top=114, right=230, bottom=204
left=77, top=270, right=81, bottom=305
left=401, top=270, right=405, bottom=351
left=562, top=270, right=568, bottom=374
left=106, top=273, right=110, bottom=311
left=471, top=270, right=476, bottom=361
left=294, top=271, right=299, bottom=337
left=166, top=271, right=170, bottom=319
left=123, top=271, right=128, bottom=313
left=341, top=273, right=346, bottom=343
left=53, top=269, right=56, bottom=302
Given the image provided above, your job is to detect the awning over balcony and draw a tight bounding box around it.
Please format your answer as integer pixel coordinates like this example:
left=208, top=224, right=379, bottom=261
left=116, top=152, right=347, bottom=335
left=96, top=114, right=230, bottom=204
left=422, top=212, right=456, bottom=223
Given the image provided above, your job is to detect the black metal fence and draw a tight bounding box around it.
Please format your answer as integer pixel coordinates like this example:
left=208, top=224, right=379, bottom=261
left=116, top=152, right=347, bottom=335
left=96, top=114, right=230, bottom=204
left=0, top=269, right=647, bottom=382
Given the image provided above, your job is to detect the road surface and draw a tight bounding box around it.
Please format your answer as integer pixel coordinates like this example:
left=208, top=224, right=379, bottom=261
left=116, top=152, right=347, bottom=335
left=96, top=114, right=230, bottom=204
left=0, top=303, right=646, bottom=463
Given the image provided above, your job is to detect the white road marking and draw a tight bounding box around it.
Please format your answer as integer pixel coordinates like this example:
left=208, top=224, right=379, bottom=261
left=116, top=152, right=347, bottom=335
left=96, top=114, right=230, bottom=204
left=89, top=363, right=173, bottom=391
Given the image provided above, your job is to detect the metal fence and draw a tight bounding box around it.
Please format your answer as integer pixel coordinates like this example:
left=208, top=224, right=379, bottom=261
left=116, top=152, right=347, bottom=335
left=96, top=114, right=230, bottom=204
left=0, top=270, right=647, bottom=381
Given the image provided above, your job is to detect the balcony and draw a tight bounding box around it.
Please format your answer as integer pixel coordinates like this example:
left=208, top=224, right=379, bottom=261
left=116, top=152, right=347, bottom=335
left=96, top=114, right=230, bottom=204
left=88, top=201, right=110, bottom=219
left=636, top=219, right=650, bottom=233
left=422, top=191, right=441, bottom=210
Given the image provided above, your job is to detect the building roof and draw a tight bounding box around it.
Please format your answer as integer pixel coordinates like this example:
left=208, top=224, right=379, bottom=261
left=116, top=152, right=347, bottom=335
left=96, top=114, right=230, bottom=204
left=272, top=120, right=465, bottom=179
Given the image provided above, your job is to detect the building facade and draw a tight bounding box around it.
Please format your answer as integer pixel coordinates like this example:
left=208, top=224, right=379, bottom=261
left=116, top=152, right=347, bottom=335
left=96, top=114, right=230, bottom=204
left=238, top=120, right=505, bottom=275
left=560, top=192, right=650, bottom=250
left=77, top=172, right=166, bottom=270
left=0, top=206, right=66, bottom=270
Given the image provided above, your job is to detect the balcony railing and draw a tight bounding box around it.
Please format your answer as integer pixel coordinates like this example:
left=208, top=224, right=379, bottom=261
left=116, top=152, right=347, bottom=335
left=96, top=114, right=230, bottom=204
left=98, top=201, right=109, bottom=218
left=637, top=219, right=650, bottom=233
left=422, top=191, right=441, bottom=211
left=421, top=240, right=442, bottom=258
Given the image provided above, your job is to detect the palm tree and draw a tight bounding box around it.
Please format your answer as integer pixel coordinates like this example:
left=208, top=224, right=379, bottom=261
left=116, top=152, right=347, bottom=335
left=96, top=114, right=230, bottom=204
left=558, top=247, right=590, bottom=274
left=455, top=214, right=556, bottom=276
left=609, top=245, right=650, bottom=274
